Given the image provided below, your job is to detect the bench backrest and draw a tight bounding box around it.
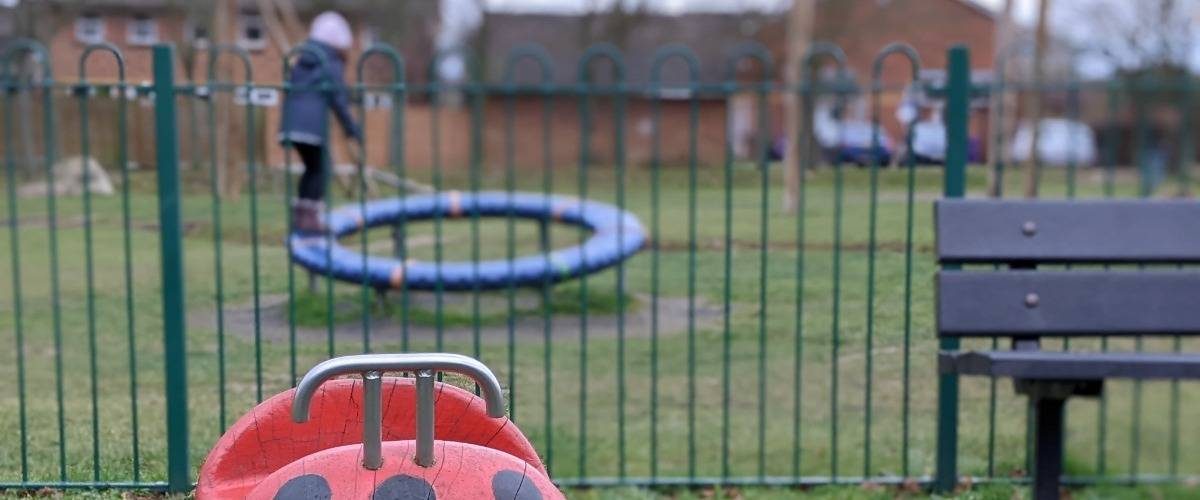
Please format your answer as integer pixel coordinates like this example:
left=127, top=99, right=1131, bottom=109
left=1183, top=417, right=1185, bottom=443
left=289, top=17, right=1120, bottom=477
left=935, top=199, right=1200, bottom=338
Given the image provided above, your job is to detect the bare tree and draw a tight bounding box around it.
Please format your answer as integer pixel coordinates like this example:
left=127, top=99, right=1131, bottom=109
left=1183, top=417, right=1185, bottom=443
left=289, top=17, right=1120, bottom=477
left=211, top=0, right=242, bottom=197
left=1060, top=0, right=1197, bottom=72
left=257, top=0, right=294, bottom=55
left=577, top=0, right=651, bottom=54
left=782, top=0, right=814, bottom=212
left=1064, top=0, right=1197, bottom=192
left=1022, top=0, right=1051, bottom=198
left=179, top=2, right=213, bottom=172
left=987, top=0, right=1015, bottom=197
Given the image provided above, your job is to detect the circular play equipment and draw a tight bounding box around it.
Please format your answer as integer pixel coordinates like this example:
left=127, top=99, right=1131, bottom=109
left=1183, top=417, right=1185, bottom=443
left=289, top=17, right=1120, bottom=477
left=289, top=191, right=646, bottom=291
left=197, top=353, right=561, bottom=499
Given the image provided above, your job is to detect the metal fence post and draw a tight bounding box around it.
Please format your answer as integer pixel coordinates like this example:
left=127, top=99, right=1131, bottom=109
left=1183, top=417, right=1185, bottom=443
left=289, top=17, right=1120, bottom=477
left=153, top=43, right=190, bottom=494
left=935, top=44, right=970, bottom=493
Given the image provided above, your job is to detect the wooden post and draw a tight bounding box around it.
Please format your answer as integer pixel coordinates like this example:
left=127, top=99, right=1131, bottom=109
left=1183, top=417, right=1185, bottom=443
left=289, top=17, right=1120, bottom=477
left=257, top=0, right=298, bottom=56
left=274, top=0, right=306, bottom=41
left=257, top=0, right=292, bottom=56
left=987, top=0, right=1015, bottom=197
left=212, top=0, right=231, bottom=195
left=782, top=0, right=814, bottom=212
left=1023, top=0, right=1052, bottom=198
left=212, top=0, right=249, bottom=198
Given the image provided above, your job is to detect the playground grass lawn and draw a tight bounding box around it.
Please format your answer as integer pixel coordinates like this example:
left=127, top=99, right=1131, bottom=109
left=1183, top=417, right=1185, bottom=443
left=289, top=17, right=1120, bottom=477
left=0, top=482, right=1197, bottom=499
left=0, top=162, right=1197, bottom=497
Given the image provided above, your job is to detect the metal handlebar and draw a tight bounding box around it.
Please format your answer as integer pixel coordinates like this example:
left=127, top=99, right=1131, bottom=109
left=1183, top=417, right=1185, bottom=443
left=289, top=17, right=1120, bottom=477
left=292, top=353, right=506, bottom=469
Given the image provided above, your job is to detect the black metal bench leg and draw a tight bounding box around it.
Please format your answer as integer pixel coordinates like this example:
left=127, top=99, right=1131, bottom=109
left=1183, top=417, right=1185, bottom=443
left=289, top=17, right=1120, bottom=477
left=1034, top=397, right=1065, bottom=500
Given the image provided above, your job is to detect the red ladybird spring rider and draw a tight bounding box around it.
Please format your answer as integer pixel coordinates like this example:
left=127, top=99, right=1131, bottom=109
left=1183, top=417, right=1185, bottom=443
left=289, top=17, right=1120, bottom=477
left=197, top=353, right=563, bottom=499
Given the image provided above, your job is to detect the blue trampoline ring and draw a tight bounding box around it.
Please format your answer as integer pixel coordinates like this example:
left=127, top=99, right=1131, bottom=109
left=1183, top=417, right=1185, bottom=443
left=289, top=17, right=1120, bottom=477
left=289, top=191, right=646, bottom=291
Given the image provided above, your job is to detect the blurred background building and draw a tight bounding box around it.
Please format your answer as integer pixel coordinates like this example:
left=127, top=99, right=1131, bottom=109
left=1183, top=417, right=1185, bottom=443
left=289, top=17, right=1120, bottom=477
left=0, top=0, right=1196, bottom=191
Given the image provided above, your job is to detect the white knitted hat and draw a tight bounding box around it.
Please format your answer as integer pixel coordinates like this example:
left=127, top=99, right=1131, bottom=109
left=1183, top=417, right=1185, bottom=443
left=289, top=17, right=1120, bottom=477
left=309, top=11, right=353, bottom=50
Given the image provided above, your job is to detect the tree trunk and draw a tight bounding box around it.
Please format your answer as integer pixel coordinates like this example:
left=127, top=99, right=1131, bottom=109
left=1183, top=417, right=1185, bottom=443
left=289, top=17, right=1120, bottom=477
left=274, top=0, right=306, bottom=42
left=987, top=0, right=1015, bottom=197
left=257, top=0, right=296, bottom=56
left=213, top=0, right=246, bottom=198
left=782, top=0, right=815, bottom=212
left=179, top=29, right=199, bottom=171
left=1023, top=0, right=1052, bottom=198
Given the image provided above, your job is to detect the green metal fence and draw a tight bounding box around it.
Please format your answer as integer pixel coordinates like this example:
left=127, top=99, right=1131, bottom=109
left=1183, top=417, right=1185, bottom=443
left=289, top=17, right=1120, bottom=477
left=0, top=40, right=1197, bottom=494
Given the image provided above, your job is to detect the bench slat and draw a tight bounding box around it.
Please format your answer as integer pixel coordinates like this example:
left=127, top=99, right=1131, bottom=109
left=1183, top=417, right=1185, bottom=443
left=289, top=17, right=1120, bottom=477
left=940, top=351, right=1200, bottom=380
left=937, top=271, right=1200, bottom=337
left=936, top=199, right=1200, bottom=263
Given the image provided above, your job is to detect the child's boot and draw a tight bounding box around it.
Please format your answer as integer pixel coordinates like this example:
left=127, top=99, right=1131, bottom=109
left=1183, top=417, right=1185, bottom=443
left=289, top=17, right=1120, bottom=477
left=291, top=199, right=325, bottom=234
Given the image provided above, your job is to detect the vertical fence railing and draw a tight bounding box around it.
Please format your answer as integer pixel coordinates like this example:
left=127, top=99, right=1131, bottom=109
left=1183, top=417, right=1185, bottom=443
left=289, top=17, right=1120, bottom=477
left=0, top=39, right=46, bottom=488
left=78, top=41, right=125, bottom=486
left=935, top=44, right=970, bottom=493
left=0, top=38, right=162, bottom=491
left=0, top=38, right=1198, bottom=493
left=501, top=44, right=556, bottom=474
left=152, top=43, right=190, bottom=494
left=868, top=42, right=921, bottom=479
left=798, top=41, right=851, bottom=484
left=647, top=43, right=700, bottom=483
left=574, top=42, right=626, bottom=481
left=795, top=41, right=847, bottom=484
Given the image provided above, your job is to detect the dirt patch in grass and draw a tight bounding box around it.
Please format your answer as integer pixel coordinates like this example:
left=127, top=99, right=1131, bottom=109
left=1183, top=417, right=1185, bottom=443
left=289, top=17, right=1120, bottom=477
left=194, top=290, right=723, bottom=345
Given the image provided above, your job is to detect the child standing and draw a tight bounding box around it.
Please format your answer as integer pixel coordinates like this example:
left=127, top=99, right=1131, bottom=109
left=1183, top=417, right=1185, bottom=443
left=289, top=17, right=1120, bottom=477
left=279, top=11, right=361, bottom=233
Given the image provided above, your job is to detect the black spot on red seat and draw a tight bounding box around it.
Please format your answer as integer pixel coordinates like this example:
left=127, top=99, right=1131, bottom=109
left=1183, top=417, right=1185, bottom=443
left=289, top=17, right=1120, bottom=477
left=372, top=474, right=436, bottom=499
left=273, top=474, right=331, bottom=500
left=492, top=469, right=541, bottom=500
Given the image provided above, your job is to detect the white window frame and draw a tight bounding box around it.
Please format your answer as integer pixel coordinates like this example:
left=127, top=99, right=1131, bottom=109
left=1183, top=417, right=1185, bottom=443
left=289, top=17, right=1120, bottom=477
left=363, top=91, right=393, bottom=110
left=126, top=14, right=158, bottom=46
left=187, top=21, right=210, bottom=50
left=236, top=12, right=267, bottom=51
left=74, top=13, right=105, bottom=44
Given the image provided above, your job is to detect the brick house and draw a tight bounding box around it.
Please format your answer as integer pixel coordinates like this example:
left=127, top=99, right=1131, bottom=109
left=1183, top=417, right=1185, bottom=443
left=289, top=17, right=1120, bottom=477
left=4, top=0, right=1000, bottom=176
left=470, top=0, right=998, bottom=169
left=2, top=0, right=437, bottom=173
left=814, top=0, right=997, bottom=145
left=471, top=11, right=787, bottom=169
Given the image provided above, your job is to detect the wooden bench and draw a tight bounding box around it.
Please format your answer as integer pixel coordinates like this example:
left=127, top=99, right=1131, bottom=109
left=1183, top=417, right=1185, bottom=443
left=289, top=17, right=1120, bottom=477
left=935, top=199, right=1200, bottom=500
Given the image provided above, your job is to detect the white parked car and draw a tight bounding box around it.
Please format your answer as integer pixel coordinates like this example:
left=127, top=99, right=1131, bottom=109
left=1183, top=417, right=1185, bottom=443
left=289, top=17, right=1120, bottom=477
left=1009, top=118, right=1097, bottom=166
left=909, top=120, right=947, bottom=163
left=812, top=104, right=894, bottom=165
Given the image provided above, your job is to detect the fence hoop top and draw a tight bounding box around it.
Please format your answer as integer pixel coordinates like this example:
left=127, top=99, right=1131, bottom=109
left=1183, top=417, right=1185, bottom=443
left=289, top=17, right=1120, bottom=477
left=356, top=43, right=407, bottom=86
left=205, top=44, right=255, bottom=85
left=502, top=44, right=554, bottom=87
left=0, top=39, right=53, bottom=82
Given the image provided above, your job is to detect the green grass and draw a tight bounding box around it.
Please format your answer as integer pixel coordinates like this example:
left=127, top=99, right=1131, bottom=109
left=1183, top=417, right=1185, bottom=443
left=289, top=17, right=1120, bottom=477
left=290, top=281, right=634, bottom=328
left=565, top=483, right=1200, bottom=499
left=0, top=162, right=1197, bottom=498
left=0, top=482, right=1197, bottom=498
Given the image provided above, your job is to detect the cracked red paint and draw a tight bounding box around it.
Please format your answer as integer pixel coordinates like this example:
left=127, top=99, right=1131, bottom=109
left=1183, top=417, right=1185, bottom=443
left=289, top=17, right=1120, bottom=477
left=245, top=440, right=561, bottom=500
left=196, top=377, right=547, bottom=499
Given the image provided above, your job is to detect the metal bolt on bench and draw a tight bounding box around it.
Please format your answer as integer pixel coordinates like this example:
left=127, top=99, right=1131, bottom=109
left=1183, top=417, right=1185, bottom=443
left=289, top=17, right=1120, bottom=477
left=935, top=199, right=1200, bottom=500
left=291, top=353, right=506, bottom=470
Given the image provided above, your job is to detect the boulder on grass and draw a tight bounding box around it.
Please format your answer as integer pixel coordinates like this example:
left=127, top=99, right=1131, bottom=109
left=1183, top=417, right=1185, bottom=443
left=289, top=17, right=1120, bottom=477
left=18, top=156, right=115, bottom=197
